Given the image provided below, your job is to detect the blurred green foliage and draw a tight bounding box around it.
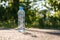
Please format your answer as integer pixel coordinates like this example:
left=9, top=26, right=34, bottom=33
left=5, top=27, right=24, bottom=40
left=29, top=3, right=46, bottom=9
left=0, top=0, right=60, bottom=29
left=0, top=0, right=19, bottom=28
left=28, top=0, right=60, bottom=29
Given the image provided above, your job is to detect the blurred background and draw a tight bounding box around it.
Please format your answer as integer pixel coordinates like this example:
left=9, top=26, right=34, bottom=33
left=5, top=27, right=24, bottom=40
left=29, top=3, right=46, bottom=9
left=0, top=0, right=60, bottom=29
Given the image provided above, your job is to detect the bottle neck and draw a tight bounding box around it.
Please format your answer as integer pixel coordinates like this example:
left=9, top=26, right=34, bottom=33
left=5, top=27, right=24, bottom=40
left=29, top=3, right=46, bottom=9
left=20, top=9, right=23, bottom=11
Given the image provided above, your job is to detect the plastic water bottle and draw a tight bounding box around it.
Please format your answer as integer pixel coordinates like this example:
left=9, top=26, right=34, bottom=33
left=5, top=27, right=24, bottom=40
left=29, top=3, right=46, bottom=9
left=18, top=6, right=25, bottom=32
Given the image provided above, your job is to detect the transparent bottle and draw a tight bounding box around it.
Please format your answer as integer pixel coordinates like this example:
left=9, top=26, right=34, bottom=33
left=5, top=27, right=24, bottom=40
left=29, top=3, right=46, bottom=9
left=18, top=6, right=25, bottom=32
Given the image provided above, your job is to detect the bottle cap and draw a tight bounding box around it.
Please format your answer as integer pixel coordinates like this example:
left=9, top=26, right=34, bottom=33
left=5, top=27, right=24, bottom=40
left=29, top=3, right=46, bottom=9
left=19, top=6, right=23, bottom=11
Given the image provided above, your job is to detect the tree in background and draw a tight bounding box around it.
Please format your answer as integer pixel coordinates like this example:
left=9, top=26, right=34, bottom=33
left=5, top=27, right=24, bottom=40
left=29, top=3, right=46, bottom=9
left=0, top=0, right=60, bottom=29
left=28, top=0, right=60, bottom=29
left=0, top=0, right=19, bottom=28
left=47, top=0, right=60, bottom=11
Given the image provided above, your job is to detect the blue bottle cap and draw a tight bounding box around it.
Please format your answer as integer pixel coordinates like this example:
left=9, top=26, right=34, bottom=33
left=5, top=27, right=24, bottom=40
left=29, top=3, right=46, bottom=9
left=19, top=6, right=24, bottom=11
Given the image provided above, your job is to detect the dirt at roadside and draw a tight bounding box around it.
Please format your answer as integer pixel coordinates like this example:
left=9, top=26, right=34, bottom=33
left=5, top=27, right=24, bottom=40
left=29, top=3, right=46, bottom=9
left=0, top=28, right=60, bottom=40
